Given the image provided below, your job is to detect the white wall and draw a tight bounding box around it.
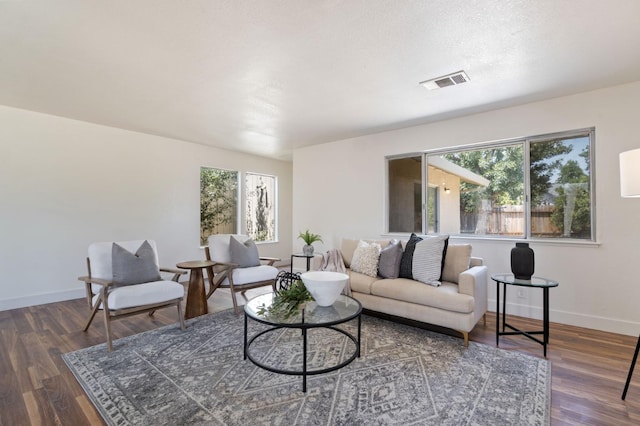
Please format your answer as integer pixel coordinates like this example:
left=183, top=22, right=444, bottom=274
left=0, top=106, right=293, bottom=310
left=293, top=81, right=640, bottom=336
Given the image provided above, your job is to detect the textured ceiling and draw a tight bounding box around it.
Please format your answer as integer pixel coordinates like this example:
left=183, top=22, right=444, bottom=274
left=1, top=1, right=640, bottom=160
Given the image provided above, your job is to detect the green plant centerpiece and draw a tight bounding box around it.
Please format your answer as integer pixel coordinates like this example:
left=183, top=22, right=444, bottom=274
left=256, top=280, right=314, bottom=320
left=298, top=229, right=322, bottom=256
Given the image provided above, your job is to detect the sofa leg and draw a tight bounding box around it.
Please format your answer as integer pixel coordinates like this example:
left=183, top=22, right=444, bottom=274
left=483, top=313, right=487, bottom=326
left=461, top=331, right=469, bottom=347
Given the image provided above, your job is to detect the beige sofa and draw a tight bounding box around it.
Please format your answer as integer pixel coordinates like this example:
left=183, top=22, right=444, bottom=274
left=340, top=238, right=488, bottom=346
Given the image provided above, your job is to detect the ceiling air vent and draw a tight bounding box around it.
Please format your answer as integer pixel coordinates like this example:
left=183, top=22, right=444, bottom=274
left=420, top=70, right=470, bottom=91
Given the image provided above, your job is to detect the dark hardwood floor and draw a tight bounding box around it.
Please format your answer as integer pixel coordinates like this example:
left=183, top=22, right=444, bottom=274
left=2, top=285, right=640, bottom=425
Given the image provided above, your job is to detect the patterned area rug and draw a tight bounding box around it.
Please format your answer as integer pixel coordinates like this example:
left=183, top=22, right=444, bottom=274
left=63, top=309, right=550, bottom=425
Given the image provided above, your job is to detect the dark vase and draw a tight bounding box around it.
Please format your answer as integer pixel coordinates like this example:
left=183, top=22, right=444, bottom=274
left=511, top=242, right=534, bottom=280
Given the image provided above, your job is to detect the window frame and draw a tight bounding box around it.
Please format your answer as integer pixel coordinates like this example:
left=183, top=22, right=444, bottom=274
left=244, top=172, right=278, bottom=243
left=386, top=127, right=596, bottom=242
left=200, top=166, right=240, bottom=246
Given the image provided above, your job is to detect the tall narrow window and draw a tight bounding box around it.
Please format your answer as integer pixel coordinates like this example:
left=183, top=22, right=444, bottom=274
left=245, top=173, right=277, bottom=242
left=388, top=155, right=422, bottom=233
left=200, top=167, right=238, bottom=245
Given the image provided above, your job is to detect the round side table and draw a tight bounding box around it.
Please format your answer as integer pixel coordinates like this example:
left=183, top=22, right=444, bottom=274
left=177, top=260, right=215, bottom=319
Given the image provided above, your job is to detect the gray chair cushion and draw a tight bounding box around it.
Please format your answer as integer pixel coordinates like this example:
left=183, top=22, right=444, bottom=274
left=230, top=236, right=260, bottom=268
left=112, top=240, right=161, bottom=286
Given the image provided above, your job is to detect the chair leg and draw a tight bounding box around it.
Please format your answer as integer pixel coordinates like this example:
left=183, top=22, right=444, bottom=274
left=100, top=290, right=114, bottom=352
left=83, top=294, right=103, bottom=332
left=230, top=291, right=240, bottom=314
left=103, top=309, right=114, bottom=352
left=206, top=268, right=225, bottom=300
left=177, top=301, right=186, bottom=330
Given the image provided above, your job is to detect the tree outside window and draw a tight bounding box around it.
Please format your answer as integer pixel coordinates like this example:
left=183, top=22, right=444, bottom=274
left=245, top=173, right=277, bottom=242
left=389, top=128, right=594, bottom=240
left=200, top=167, right=238, bottom=245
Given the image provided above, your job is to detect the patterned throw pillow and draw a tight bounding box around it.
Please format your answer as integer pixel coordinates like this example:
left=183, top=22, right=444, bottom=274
left=112, top=240, right=161, bottom=286
left=350, top=240, right=382, bottom=277
left=399, top=233, right=423, bottom=279
left=378, top=239, right=403, bottom=279
left=412, top=235, right=449, bottom=286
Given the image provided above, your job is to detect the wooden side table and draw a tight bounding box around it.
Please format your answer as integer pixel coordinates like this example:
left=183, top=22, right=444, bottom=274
left=177, top=260, right=215, bottom=320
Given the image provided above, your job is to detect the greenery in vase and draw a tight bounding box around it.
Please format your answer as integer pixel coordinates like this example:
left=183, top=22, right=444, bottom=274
left=297, top=229, right=323, bottom=245
left=257, top=280, right=314, bottom=319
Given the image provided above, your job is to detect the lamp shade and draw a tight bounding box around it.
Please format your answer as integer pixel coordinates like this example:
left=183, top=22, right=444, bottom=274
left=620, top=148, right=640, bottom=197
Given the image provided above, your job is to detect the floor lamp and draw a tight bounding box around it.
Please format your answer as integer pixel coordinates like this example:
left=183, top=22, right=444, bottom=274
left=620, top=148, right=640, bottom=400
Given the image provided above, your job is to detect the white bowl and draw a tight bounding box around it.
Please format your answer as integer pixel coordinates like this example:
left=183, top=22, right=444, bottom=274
left=300, top=271, right=349, bottom=307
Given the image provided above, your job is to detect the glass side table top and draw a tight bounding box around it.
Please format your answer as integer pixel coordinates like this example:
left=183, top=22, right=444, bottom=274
left=245, top=293, right=362, bottom=326
left=491, top=273, right=559, bottom=288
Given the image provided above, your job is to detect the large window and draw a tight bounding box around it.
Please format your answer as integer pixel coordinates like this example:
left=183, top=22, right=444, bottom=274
left=200, top=167, right=238, bottom=245
left=387, top=128, right=595, bottom=241
left=245, top=173, right=277, bottom=242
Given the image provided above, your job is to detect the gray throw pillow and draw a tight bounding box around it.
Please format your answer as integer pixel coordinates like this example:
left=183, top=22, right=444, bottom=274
left=229, top=236, right=260, bottom=268
left=112, top=240, right=161, bottom=286
left=378, top=239, right=403, bottom=279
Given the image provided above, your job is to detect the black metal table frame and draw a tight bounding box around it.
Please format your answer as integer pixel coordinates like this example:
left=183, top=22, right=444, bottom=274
left=493, top=276, right=557, bottom=357
left=290, top=253, right=314, bottom=273
left=244, top=304, right=362, bottom=392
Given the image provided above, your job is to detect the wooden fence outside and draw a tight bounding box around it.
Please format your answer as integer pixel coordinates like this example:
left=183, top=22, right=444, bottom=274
left=461, top=205, right=560, bottom=236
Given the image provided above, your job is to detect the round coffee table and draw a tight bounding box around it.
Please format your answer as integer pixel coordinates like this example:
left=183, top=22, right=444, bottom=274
left=244, top=293, right=362, bottom=392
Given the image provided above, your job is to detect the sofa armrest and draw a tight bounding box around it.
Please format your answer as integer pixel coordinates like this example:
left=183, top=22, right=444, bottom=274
left=458, top=265, right=488, bottom=321
left=458, top=265, right=488, bottom=297
left=469, top=256, right=483, bottom=268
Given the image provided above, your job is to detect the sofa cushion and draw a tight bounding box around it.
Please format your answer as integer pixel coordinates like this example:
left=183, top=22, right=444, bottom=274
left=93, top=280, right=184, bottom=310
left=371, top=278, right=474, bottom=314
left=442, top=244, right=472, bottom=284
left=378, top=239, right=403, bottom=279
left=399, top=233, right=422, bottom=279
left=412, top=235, right=448, bottom=286
left=348, top=270, right=380, bottom=295
left=350, top=240, right=381, bottom=277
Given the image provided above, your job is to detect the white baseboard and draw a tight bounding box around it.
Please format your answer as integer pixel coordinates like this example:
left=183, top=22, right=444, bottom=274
left=2, top=291, right=638, bottom=337
left=0, top=288, right=85, bottom=312
left=488, top=299, right=640, bottom=337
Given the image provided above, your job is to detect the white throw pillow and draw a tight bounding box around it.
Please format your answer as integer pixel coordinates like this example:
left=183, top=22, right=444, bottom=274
left=412, top=235, right=448, bottom=286
left=350, top=240, right=381, bottom=277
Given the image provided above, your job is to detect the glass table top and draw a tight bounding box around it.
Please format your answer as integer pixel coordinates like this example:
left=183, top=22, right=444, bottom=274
left=491, top=273, right=559, bottom=288
left=245, top=293, right=362, bottom=326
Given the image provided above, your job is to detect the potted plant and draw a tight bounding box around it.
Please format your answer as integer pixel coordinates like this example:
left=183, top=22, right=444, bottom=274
left=298, top=229, right=322, bottom=256
left=256, top=280, right=314, bottom=320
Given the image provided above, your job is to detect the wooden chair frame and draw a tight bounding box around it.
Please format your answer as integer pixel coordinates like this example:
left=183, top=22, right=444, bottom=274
left=78, top=257, right=187, bottom=351
left=204, top=246, right=280, bottom=314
